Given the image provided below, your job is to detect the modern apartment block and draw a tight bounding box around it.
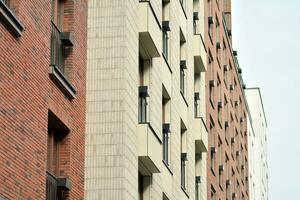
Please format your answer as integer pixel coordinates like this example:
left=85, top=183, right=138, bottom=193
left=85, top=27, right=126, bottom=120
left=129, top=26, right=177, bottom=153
left=245, top=88, right=268, bottom=200
left=0, top=0, right=87, bottom=199
left=204, top=0, right=249, bottom=199
left=85, top=0, right=209, bottom=199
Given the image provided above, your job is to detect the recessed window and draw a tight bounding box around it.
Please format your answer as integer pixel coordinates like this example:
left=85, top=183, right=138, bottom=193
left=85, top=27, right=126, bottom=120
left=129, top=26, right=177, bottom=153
left=46, top=111, right=70, bottom=200
left=162, top=1, right=170, bottom=61
left=180, top=122, right=188, bottom=190
left=138, top=57, right=150, bottom=123
left=180, top=31, right=187, bottom=97
left=162, top=87, right=171, bottom=166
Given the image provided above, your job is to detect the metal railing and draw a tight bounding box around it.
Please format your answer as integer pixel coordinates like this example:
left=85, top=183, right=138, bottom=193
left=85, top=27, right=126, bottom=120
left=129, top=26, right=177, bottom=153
left=46, top=171, right=58, bottom=200
left=50, top=21, right=65, bottom=74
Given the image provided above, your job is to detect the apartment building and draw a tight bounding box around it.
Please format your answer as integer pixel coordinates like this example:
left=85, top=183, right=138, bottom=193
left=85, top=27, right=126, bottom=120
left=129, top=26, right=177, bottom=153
left=204, top=0, right=249, bottom=199
left=85, top=0, right=208, bottom=199
left=0, top=0, right=87, bottom=199
left=245, top=88, right=269, bottom=200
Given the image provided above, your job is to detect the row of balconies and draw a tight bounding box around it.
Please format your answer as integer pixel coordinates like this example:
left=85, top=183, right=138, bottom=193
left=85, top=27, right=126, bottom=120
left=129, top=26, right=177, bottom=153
left=138, top=86, right=208, bottom=175
left=137, top=0, right=208, bottom=179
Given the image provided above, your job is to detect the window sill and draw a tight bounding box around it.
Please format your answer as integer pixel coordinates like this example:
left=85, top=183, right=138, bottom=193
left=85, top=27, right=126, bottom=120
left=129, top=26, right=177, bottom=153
left=219, top=184, right=224, bottom=191
left=225, top=137, right=229, bottom=146
left=180, top=91, right=189, bottom=107
left=162, top=52, right=172, bottom=73
left=218, top=119, right=223, bottom=129
left=211, top=168, right=216, bottom=176
left=210, top=98, right=215, bottom=109
left=208, top=32, right=214, bottom=45
left=179, top=2, right=187, bottom=19
left=162, top=160, right=173, bottom=175
left=49, top=65, right=76, bottom=99
left=181, top=186, right=189, bottom=198
left=0, top=1, right=23, bottom=37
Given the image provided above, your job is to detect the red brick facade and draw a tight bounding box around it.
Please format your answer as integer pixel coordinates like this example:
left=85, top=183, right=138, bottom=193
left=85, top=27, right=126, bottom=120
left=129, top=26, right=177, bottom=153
left=205, top=0, right=249, bottom=199
left=0, top=0, right=87, bottom=199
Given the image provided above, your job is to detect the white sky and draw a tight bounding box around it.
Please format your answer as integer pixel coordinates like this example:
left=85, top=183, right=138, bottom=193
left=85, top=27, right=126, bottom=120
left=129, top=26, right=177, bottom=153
left=232, top=0, right=300, bottom=199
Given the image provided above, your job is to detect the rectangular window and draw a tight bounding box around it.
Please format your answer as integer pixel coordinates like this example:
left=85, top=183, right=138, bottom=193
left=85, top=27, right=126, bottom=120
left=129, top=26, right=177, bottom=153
left=210, top=117, right=216, bottom=173
left=162, top=1, right=170, bottom=61
left=138, top=87, right=149, bottom=123
left=51, top=0, right=65, bottom=73
left=208, top=0, right=213, bottom=41
left=181, top=122, right=187, bottom=190
left=180, top=65, right=185, bottom=95
left=194, top=69, right=202, bottom=118
left=180, top=32, right=186, bottom=96
left=162, top=31, right=169, bottom=60
left=138, top=57, right=149, bottom=123
left=218, top=138, right=224, bottom=189
left=46, top=129, right=59, bottom=200
left=46, top=111, right=69, bottom=200
left=211, top=186, right=216, bottom=200
left=162, top=89, right=171, bottom=165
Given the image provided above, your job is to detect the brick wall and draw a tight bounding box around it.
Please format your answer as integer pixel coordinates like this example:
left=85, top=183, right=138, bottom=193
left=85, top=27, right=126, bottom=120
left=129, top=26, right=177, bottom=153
left=0, top=0, right=87, bottom=199
left=205, top=0, right=249, bottom=199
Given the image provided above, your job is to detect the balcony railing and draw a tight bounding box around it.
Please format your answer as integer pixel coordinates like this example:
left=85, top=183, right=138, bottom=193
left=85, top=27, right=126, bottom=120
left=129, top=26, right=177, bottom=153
left=50, top=21, right=65, bottom=74
left=46, top=172, right=57, bottom=200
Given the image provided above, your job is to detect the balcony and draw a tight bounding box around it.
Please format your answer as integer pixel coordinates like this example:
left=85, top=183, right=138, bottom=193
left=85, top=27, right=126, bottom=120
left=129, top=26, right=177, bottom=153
left=138, top=1, right=161, bottom=59
left=193, top=33, right=207, bottom=73
left=138, top=123, right=161, bottom=175
left=194, top=117, right=208, bottom=153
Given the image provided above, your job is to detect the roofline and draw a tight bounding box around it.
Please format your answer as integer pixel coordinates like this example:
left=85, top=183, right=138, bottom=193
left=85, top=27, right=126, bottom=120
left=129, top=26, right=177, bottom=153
left=245, top=87, right=268, bottom=127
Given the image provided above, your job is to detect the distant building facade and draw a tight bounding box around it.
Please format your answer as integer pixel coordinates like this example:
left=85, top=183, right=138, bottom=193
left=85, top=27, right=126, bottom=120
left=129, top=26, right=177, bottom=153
left=246, top=88, right=269, bottom=200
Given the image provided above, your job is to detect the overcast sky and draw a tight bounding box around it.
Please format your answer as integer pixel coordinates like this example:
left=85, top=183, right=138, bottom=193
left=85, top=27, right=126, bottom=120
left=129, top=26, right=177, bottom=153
left=232, top=0, right=300, bottom=199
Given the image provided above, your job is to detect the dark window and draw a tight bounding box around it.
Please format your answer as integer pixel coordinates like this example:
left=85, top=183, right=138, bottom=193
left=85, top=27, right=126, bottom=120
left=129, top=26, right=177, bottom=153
left=162, top=31, right=168, bottom=60
left=163, top=130, right=169, bottom=164
left=180, top=66, right=185, bottom=95
left=138, top=88, right=148, bottom=123
left=180, top=124, right=187, bottom=190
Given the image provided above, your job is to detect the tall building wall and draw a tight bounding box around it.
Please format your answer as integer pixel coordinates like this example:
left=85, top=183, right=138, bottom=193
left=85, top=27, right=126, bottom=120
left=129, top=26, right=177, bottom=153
left=85, top=0, right=208, bottom=200
left=245, top=88, right=268, bottom=200
left=0, top=0, right=87, bottom=199
left=85, top=0, right=139, bottom=199
left=204, top=0, right=249, bottom=199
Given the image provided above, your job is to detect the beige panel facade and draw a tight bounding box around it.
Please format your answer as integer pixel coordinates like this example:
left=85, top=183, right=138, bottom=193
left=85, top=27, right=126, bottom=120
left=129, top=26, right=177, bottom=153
left=85, top=0, right=208, bottom=200
left=245, top=88, right=269, bottom=200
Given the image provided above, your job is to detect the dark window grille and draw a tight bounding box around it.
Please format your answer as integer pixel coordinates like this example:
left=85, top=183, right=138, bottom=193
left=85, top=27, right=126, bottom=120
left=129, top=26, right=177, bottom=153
left=46, top=172, right=58, bottom=200
left=51, top=21, right=65, bottom=74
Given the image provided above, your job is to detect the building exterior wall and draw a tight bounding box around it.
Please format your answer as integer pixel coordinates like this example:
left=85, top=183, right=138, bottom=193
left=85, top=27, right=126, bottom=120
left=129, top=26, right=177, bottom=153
left=245, top=88, right=268, bottom=200
left=246, top=116, right=256, bottom=200
left=204, top=0, right=249, bottom=199
left=0, top=0, right=87, bottom=199
left=85, top=0, right=208, bottom=200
